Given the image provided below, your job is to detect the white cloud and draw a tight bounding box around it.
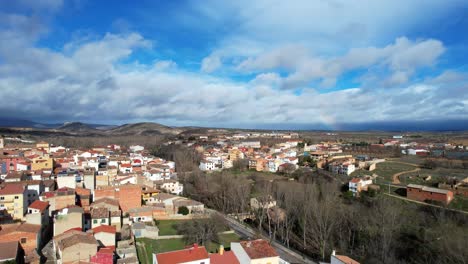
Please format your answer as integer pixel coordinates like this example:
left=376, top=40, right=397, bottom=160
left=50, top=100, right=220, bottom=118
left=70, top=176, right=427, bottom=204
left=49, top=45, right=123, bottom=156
left=200, top=54, right=222, bottom=73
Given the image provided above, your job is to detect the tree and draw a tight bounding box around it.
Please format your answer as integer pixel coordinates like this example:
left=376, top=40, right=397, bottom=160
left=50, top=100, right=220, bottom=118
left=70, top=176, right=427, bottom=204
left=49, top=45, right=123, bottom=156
left=176, top=214, right=226, bottom=246
left=177, top=206, right=190, bottom=215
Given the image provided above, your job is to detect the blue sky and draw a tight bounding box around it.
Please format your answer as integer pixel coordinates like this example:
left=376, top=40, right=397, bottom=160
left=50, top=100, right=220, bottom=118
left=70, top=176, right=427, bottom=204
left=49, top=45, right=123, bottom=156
left=0, top=0, right=467, bottom=129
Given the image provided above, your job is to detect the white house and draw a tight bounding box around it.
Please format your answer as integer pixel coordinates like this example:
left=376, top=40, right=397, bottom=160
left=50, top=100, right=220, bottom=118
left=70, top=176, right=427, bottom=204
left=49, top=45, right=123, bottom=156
left=199, top=160, right=216, bottom=171
left=348, top=177, right=373, bottom=196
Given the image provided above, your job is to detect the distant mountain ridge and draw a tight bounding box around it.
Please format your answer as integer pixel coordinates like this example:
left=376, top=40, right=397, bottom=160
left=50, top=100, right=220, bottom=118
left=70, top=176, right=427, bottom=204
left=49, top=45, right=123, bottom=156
left=0, top=118, right=184, bottom=136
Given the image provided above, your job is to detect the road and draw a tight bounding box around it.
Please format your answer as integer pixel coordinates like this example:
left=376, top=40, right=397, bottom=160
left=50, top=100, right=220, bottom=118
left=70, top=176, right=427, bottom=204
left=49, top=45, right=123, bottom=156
left=209, top=209, right=316, bottom=264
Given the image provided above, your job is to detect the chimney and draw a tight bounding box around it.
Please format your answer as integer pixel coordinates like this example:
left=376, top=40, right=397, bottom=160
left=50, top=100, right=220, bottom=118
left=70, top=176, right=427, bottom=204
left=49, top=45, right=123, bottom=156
left=219, top=245, right=224, bottom=255
left=332, top=250, right=336, bottom=256
left=194, top=243, right=198, bottom=249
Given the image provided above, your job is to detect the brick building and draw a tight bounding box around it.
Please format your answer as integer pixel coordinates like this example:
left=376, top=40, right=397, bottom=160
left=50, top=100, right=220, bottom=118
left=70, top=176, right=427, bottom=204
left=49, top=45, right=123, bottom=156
left=0, top=222, right=41, bottom=260
left=94, top=184, right=141, bottom=213
left=407, top=184, right=454, bottom=205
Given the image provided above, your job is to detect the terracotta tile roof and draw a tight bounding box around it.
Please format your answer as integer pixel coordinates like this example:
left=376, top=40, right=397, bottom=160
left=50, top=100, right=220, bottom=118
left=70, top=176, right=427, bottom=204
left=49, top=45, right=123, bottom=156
left=92, top=225, right=116, bottom=234
left=0, top=184, right=24, bottom=195
left=0, top=223, right=41, bottom=235
left=0, top=241, right=19, bottom=261
left=350, top=178, right=361, bottom=183
left=155, top=245, right=209, bottom=264
left=239, top=239, right=278, bottom=259
left=55, top=230, right=98, bottom=251
left=92, top=197, right=120, bottom=208
left=28, top=200, right=49, bottom=212
left=210, top=251, right=240, bottom=264
left=334, top=255, right=360, bottom=264
left=91, top=207, right=109, bottom=219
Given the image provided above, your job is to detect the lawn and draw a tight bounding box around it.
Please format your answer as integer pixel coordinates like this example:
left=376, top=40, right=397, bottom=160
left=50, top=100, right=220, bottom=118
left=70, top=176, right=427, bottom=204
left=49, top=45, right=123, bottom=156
left=136, top=233, right=241, bottom=262
left=157, top=220, right=191, bottom=236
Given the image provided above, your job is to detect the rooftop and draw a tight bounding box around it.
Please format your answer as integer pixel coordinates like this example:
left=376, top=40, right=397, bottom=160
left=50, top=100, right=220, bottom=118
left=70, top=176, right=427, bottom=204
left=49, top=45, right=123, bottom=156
left=155, top=245, right=209, bottom=264
left=239, top=239, right=278, bottom=259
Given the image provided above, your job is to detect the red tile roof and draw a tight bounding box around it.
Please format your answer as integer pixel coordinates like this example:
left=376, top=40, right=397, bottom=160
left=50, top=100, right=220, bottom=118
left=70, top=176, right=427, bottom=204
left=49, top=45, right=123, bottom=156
left=92, top=225, right=116, bottom=234
left=0, top=184, right=24, bottom=195
left=334, top=255, right=360, bottom=264
left=210, top=251, right=240, bottom=264
left=28, top=200, right=49, bottom=212
left=350, top=178, right=361, bottom=183
left=239, top=240, right=278, bottom=259
left=155, top=245, right=209, bottom=264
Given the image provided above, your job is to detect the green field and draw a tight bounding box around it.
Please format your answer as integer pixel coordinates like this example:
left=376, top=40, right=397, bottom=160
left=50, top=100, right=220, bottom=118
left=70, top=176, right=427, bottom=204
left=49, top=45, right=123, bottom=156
left=448, top=195, right=468, bottom=212
left=136, top=233, right=241, bottom=262
left=157, top=220, right=191, bottom=236
left=351, top=161, right=417, bottom=182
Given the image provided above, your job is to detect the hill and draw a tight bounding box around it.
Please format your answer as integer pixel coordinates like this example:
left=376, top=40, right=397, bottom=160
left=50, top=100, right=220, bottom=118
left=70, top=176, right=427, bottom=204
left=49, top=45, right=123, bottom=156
left=56, top=122, right=101, bottom=134
left=106, top=122, right=183, bottom=136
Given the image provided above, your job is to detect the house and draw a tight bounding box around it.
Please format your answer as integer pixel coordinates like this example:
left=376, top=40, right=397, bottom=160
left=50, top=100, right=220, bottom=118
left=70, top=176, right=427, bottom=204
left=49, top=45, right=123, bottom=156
left=250, top=196, right=276, bottom=210
left=92, top=225, right=116, bottom=247
left=116, top=239, right=138, bottom=263
left=26, top=200, right=50, bottom=241
left=128, top=206, right=155, bottom=222
left=40, top=187, right=76, bottom=215
left=53, top=207, right=84, bottom=236
left=407, top=184, right=454, bottom=205
left=231, top=239, right=279, bottom=264
left=91, top=197, right=122, bottom=231
left=132, top=222, right=159, bottom=239
left=31, top=155, right=53, bottom=171
left=210, top=245, right=240, bottom=264
left=53, top=230, right=98, bottom=264
left=0, top=241, right=23, bottom=263
left=173, top=199, right=204, bottom=214
left=330, top=250, right=360, bottom=264
left=348, top=177, right=373, bottom=196
left=90, top=247, right=114, bottom=264
left=154, top=180, right=184, bottom=195
left=75, top=187, right=91, bottom=212
left=200, top=160, right=216, bottom=171
left=94, top=184, right=142, bottom=213
left=153, top=244, right=210, bottom=264
left=91, top=207, right=110, bottom=229
left=142, top=186, right=160, bottom=203
left=0, top=222, right=41, bottom=260
left=0, top=183, right=26, bottom=220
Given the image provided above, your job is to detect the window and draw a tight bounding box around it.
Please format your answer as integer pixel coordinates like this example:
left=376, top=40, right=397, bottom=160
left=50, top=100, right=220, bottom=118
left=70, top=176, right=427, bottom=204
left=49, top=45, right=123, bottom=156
left=14, top=196, right=19, bottom=199
left=101, top=219, right=106, bottom=223
left=0, top=197, right=3, bottom=200
left=20, top=238, right=27, bottom=243
left=93, top=219, right=98, bottom=224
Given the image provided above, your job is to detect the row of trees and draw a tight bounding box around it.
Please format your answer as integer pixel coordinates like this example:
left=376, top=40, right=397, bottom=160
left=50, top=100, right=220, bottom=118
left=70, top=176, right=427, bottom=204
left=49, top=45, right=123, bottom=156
left=181, top=168, right=468, bottom=263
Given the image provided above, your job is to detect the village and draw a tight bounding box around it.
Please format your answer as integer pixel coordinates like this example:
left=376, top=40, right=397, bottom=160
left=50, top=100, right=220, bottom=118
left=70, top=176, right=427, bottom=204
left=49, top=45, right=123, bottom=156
left=0, top=131, right=467, bottom=264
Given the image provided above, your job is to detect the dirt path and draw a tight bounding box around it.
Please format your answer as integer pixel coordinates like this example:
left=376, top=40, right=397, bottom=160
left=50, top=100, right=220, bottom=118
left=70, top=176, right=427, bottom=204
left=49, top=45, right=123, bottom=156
left=392, top=167, right=420, bottom=184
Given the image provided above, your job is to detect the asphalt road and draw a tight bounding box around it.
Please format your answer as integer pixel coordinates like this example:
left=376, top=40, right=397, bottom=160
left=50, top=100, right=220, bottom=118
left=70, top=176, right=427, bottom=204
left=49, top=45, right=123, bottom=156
left=211, top=210, right=316, bottom=264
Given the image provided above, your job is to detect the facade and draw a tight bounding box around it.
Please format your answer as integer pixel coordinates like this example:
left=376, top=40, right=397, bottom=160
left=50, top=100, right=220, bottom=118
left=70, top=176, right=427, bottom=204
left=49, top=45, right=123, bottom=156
left=0, top=183, right=27, bottom=220
left=94, top=184, right=142, bottom=213
left=54, top=207, right=84, bottom=236
left=348, top=177, right=373, bottom=196
left=199, top=160, right=216, bottom=171
left=40, top=187, right=76, bottom=214
left=0, top=223, right=41, bottom=259
left=407, top=184, right=454, bottom=205
left=53, top=230, right=98, bottom=264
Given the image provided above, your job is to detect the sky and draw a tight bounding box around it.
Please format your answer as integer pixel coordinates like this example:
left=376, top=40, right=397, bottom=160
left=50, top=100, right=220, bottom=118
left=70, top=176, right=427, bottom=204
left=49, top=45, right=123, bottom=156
left=0, top=0, right=467, bottom=130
